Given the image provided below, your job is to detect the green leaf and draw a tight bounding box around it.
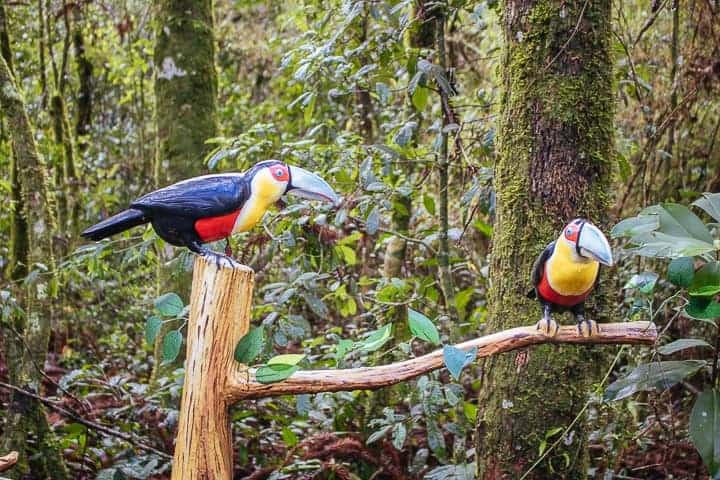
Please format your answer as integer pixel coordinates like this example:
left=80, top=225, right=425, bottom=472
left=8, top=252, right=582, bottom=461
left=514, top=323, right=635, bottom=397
left=255, top=364, right=299, bottom=384
left=623, top=272, right=658, bottom=293
left=689, top=262, right=720, bottom=296
left=155, top=292, right=184, bottom=317
left=412, top=85, right=429, bottom=111
left=359, top=324, right=392, bottom=352
left=267, top=354, right=304, bottom=366
left=629, top=231, right=714, bottom=259
left=667, top=257, right=695, bottom=287
left=644, top=203, right=714, bottom=243
left=408, top=309, right=440, bottom=345
left=366, top=207, right=380, bottom=235
left=234, top=326, right=265, bottom=364
left=690, top=389, right=720, bottom=478
left=161, top=330, right=183, bottom=363
left=144, top=315, right=162, bottom=345
left=375, top=82, right=390, bottom=104
left=391, top=422, right=407, bottom=450
left=693, top=193, right=720, bottom=223
left=335, top=338, right=354, bottom=362
left=604, top=360, right=707, bottom=402
left=685, top=296, right=720, bottom=325
left=658, top=338, right=712, bottom=355
left=442, top=345, right=478, bottom=381
left=611, top=215, right=659, bottom=238
left=423, top=194, right=436, bottom=215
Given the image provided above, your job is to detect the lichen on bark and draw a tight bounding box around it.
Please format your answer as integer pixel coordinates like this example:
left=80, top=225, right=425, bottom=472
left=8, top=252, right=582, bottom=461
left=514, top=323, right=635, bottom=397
left=0, top=52, right=68, bottom=479
left=475, top=1, right=614, bottom=478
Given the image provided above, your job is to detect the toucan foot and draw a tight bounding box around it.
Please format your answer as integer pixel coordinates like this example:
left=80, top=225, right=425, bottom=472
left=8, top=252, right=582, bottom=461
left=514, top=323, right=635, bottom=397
left=224, top=239, right=233, bottom=258
left=576, top=316, right=600, bottom=338
left=202, top=250, right=240, bottom=270
left=536, top=316, right=559, bottom=337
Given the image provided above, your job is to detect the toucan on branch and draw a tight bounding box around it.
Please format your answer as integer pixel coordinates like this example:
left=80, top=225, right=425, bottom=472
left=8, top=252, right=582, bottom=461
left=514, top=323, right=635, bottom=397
left=227, top=321, right=657, bottom=401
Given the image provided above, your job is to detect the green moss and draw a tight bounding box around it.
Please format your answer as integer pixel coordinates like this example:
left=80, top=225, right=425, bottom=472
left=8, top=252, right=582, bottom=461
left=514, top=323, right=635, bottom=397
left=476, top=1, right=613, bottom=478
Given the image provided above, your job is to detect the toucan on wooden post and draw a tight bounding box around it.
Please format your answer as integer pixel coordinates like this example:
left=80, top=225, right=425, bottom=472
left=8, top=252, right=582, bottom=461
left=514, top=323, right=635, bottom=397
left=172, top=256, right=658, bottom=478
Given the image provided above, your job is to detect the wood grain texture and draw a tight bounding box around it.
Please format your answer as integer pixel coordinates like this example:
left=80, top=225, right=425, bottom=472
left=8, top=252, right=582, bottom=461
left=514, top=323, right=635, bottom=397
left=171, top=257, right=254, bottom=480
left=0, top=451, right=19, bottom=472
left=227, top=321, right=657, bottom=401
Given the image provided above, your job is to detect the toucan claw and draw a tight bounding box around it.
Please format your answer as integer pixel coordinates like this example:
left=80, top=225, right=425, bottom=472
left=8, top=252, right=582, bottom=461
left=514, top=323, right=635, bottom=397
left=536, top=316, right=559, bottom=337
left=576, top=316, right=600, bottom=338
left=202, top=250, right=240, bottom=270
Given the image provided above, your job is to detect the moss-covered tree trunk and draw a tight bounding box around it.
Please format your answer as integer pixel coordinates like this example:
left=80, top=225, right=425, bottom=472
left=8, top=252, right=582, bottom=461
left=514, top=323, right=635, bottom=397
left=0, top=51, right=68, bottom=479
left=475, top=2, right=613, bottom=478
left=152, top=0, right=218, bottom=379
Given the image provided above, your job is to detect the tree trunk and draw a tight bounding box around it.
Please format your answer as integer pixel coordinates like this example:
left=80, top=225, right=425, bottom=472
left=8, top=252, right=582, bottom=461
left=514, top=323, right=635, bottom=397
left=0, top=52, right=68, bottom=479
left=152, top=0, right=218, bottom=380
left=475, top=2, right=614, bottom=478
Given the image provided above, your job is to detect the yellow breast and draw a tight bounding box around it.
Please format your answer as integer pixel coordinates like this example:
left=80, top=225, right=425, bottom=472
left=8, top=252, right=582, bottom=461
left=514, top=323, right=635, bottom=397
left=232, top=197, right=268, bottom=233
left=545, top=240, right=599, bottom=295
left=232, top=172, right=285, bottom=234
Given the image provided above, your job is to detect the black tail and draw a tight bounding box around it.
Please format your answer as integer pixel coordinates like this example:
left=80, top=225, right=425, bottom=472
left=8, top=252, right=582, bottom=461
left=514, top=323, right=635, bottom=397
left=81, top=208, right=149, bottom=241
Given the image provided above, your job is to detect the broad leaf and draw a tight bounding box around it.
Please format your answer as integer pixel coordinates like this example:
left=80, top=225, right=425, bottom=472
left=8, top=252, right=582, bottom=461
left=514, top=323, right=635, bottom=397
left=161, top=330, right=183, bottom=363
left=604, top=360, right=707, bottom=401
left=155, top=292, right=184, bottom=317
left=443, top=345, right=478, bottom=380
left=366, top=207, right=380, bottom=235
left=144, top=316, right=162, bottom=345
left=408, top=309, right=440, bottom=345
left=359, top=324, right=393, bottom=352
left=234, top=326, right=265, bottom=364
left=255, top=364, right=298, bottom=384
left=667, top=257, right=695, bottom=287
left=267, top=354, right=304, bottom=366
left=689, top=262, right=720, bottom=296
left=693, top=193, right=720, bottom=223
left=643, top=203, right=713, bottom=243
left=657, top=338, right=712, bottom=355
left=690, top=389, right=720, bottom=478
left=611, top=215, right=659, bottom=238
left=623, top=272, right=658, bottom=293
left=629, top=231, right=714, bottom=259
left=684, top=297, right=720, bottom=326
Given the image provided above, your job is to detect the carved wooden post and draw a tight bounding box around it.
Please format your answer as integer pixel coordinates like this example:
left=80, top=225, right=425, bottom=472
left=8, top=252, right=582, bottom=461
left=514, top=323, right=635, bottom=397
left=171, top=257, right=254, bottom=480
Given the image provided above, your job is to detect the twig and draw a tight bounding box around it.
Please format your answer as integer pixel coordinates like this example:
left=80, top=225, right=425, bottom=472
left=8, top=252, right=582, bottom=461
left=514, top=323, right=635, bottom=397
left=0, top=381, right=172, bottom=460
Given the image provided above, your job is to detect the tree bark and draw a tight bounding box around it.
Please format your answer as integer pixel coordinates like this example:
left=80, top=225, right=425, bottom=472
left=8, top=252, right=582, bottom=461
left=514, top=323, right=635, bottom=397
left=151, top=0, right=219, bottom=380
left=0, top=51, right=68, bottom=479
left=475, top=1, right=614, bottom=478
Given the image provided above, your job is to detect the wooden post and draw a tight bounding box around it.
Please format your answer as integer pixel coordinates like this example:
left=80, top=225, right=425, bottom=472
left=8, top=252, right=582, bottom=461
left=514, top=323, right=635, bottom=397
left=171, top=256, right=657, bottom=478
left=171, top=257, right=254, bottom=480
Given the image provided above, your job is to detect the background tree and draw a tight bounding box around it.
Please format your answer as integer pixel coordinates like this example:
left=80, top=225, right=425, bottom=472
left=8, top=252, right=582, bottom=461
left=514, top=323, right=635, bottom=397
left=151, top=0, right=218, bottom=379
left=0, top=17, right=68, bottom=476
left=475, top=2, right=614, bottom=477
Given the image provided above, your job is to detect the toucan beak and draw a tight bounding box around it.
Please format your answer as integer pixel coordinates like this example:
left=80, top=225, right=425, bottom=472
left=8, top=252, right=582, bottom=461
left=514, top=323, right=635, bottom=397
left=287, top=166, right=340, bottom=206
left=578, top=223, right=614, bottom=266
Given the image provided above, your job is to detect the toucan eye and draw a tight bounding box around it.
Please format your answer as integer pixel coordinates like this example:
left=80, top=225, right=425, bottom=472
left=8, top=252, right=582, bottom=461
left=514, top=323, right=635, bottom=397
left=275, top=169, right=283, bottom=177
left=566, top=228, right=573, bottom=236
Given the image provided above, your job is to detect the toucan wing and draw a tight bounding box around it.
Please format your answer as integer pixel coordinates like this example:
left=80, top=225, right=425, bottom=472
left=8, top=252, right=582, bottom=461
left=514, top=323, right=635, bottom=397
left=131, top=174, right=249, bottom=219
left=527, top=241, right=555, bottom=298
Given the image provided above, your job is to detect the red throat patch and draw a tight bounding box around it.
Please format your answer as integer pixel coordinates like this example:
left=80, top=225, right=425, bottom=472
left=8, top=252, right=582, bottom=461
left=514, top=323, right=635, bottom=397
left=194, top=210, right=241, bottom=243
left=537, top=266, right=592, bottom=307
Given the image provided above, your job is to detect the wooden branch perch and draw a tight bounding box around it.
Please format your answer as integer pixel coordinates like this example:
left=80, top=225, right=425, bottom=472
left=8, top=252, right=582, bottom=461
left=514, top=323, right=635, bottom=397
left=226, top=321, right=656, bottom=401
left=0, top=451, right=18, bottom=473
left=172, top=256, right=658, bottom=479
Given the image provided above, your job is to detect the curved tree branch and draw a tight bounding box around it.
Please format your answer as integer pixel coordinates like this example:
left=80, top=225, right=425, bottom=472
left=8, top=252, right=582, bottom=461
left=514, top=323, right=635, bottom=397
left=226, top=321, right=657, bottom=401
